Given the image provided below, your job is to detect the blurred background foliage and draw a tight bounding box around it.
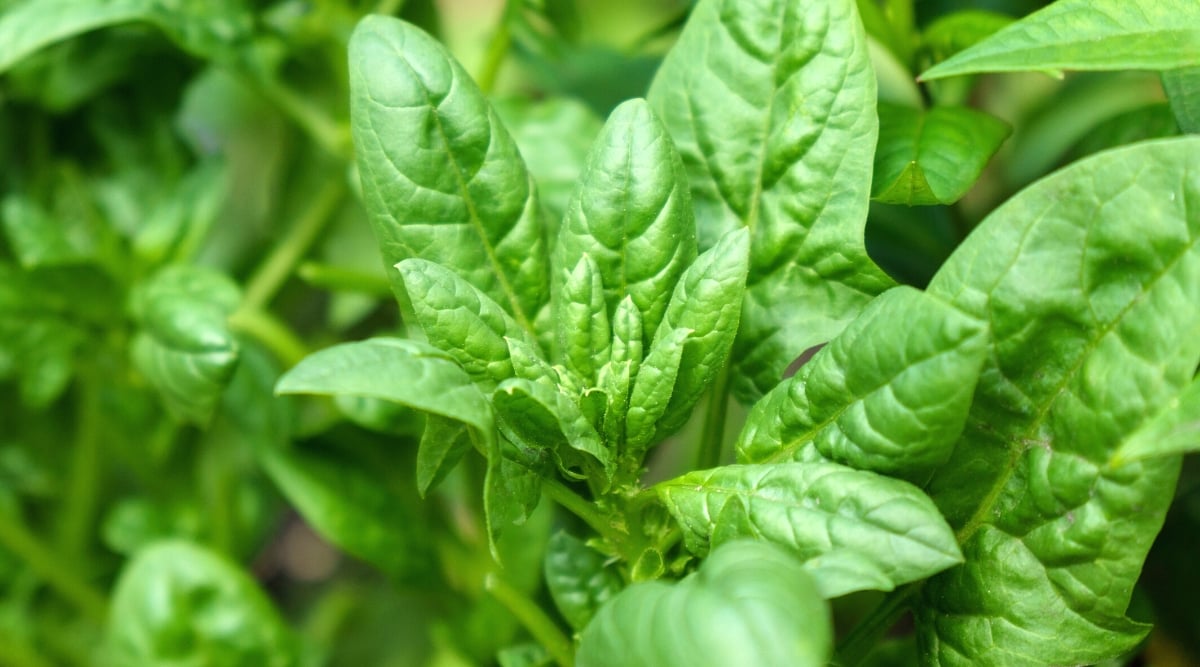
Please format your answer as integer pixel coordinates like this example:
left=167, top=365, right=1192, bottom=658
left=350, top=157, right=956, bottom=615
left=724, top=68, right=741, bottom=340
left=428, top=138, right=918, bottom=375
left=0, top=0, right=1194, bottom=665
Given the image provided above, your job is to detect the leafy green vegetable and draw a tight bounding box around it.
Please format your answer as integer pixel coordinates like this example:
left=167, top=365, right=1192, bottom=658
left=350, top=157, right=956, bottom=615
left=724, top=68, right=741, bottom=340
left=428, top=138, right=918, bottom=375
left=873, top=104, right=1010, bottom=206
left=1162, top=66, right=1200, bottom=134
left=576, top=540, right=831, bottom=667
left=921, top=0, right=1200, bottom=80
left=543, top=531, right=622, bottom=631
left=1110, top=377, right=1200, bottom=465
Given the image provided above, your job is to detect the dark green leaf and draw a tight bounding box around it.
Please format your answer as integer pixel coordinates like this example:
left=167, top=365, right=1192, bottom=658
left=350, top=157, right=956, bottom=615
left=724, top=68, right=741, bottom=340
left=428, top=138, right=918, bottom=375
left=873, top=104, right=1010, bottom=206
left=918, top=10, right=1013, bottom=67
left=349, top=16, right=548, bottom=328
left=544, top=531, right=623, bottom=631
left=576, top=540, right=830, bottom=667
left=1162, top=66, right=1200, bottom=134
left=648, top=0, right=894, bottom=400
left=658, top=462, right=961, bottom=598
left=493, top=377, right=613, bottom=485
left=417, top=415, right=474, bottom=497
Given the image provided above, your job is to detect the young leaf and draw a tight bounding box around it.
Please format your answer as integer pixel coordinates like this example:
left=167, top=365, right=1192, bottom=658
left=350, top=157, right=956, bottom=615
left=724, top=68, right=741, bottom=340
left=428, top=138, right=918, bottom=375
left=576, top=540, right=831, bottom=667
left=920, top=0, right=1200, bottom=81
left=648, top=0, right=894, bottom=399
left=918, top=10, right=1013, bottom=67
left=1162, top=66, right=1200, bottom=134
left=417, top=415, right=475, bottom=497
left=1109, top=377, right=1200, bottom=465
left=657, top=462, right=961, bottom=598
left=914, top=137, right=1200, bottom=664
left=598, top=297, right=643, bottom=447
left=556, top=98, right=697, bottom=345
left=544, top=531, right=623, bottom=631
left=130, top=266, right=242, bottom=425
left=106, top=541, right=300, bottom=667
left=349, top=16, right=548, bottom=328
left=398, top=258, right=541, bottom=390
left=873, top=104, right=1010, bottom=206
left=737, top=286, right=987, bottom=483
left=554, top=254, right=611, bottom=385
left=275, top=337, right=492, bottom=437
left=625, top=326, right=691, bottom=454
left=493, top=377, right=614, bottom=485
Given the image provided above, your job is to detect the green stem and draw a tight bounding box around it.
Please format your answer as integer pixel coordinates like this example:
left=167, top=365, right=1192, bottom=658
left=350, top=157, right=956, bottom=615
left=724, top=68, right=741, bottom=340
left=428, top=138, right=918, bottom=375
left=485, top=573, right=574, bottom=667
left=696, top=365, right=732, bottom=470
left=241, top=181, right=346, bottom=312
left=834, top=585, right=918, bottom=667
left=475, top=1, right=518, bottom=94
left=228, top=308, right=310, bottom=367
left=541, top=477, right=623, bottom=545
left=0, top=510, right=108, bottom=622
left=298, top=262, right=392, bottom=296
left=57, top=375, right=101, bottom=559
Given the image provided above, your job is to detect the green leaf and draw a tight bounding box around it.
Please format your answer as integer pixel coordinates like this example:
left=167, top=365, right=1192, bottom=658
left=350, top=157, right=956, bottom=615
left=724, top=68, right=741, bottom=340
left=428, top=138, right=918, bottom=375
left=918, top=10, right=1013, bottom=67
left=737, top=286, right=987, bottom=483
left=914, top=137, right=1200, bottom=664
left=625, top=326, right=691, bottom=454
left=130, top=266, right=242, bottom=425
left=2, top=195, right=117, bottom=268
left=493, top=378, right=614, bottom=485
left=598, top=297, right=643, bottom=448
left=1162, top=66, right=1200, bottom=134
left=484, top=438, right=544, bottom=544
left=1066, top=103, right=1181, bottom=160
left=920, top=0, right=1200, bottom=81
left=258, top=439, right=433, bottom=579
left=543, top=531, right=623, bottom=631
left=1110, top=377, right=1200, bottom=465
left=555, top=98, right=697, bottom=346
left=417, top=415, right=474, bottom=497
left=349, top=16, right=548, bottom=329
left=553, top=254, right=611, bottom=385
left=648, top=0, right=894, bottom=400
left=576, top=540, right=831, bottom=667
left=276, top=337, right=492, bottom=437
left=106, top=541, right=299, bottom=667
left=398, top=258, right=541, bottom=390
left=872, top=104, right=1010, bottom=206
left=658, top=462, right=961, bottom=598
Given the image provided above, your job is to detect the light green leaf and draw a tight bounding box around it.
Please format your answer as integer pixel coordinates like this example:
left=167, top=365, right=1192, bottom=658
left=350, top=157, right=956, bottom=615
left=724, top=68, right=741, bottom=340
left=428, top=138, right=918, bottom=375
left=576, top=540, right=830, bottom=667
left=648, top=0, right=894, bottom=400
left=417, top=415, right=474, bottom=497
left=349, top=16, right=548, bottom=329
left=106, top=541, right=299, bottom=667
left=873, top=104, right=1010, bottom=206
left=737, top=286, right=987, bottom=483
left=398, top=258, right=541, bottom=390
left=544, top=531, right=623, bottom=631
left=556, top=98, right=697, bottom=345
left=553, top=254, right=611, bottom=385
left=920, top=0, right=1200, bottom=81
left=2, top=195, right=116, bottom=268
left=625, top=326, right=691, bottom=454
left=1110, top=377, right=1200, bottom=466
left=598, top=297, right=643, bottom=448
left=658, top=462, right=961, bottom=598
left=130, top=266, right=242, bottom=425
left=915, top=137, right=1200, bottom=665
left=276, top=337, right=494, bottom=464
left=1162, top=66, right=1200, bottom=134
left=493, top=377, right=613, bottom=485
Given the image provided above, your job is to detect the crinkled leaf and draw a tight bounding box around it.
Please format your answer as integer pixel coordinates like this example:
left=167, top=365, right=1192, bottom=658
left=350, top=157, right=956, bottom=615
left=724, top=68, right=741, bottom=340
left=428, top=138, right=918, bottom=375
left=493, top=377, right=613, bottom=485
left=417, top=415, right=474, bottom=497
left=130, top=266, right=242, bottom=425
left=648, top=0, right=894, bottom=400
left=106, top=541, right=299, bottom=667
left=553, top=254, right=610, bottom=385
left=658, top=462, right=961, bottom=598
left=1110, top=377, right=1200, bottom=465
left=737, top=286, right=987, bottom=483
left=275, top=337, right=492, bottom=437
left=544, top=531, right=623, bottom=631
left=576, top=540, right=830, bottom=667
left=556, top=98, right=697, bottom=345
left=1162, top=66, right=1200, bottom=134
left=598, top=297, right=643, bottom=448
left=915, top=138, right=1200, bottom=665
left=650, top=227, right=750, bottom=437
left=484, top=437, right=544, bottom=548
left=398, top=258, right=540, bottom=390
left=921, top=0, right=1200, bottom=80
left=349, top=16, right=547, bottom=327
left=873, top=104, right=1010, bottom=206
left=625, top=326, right=691, bottom=455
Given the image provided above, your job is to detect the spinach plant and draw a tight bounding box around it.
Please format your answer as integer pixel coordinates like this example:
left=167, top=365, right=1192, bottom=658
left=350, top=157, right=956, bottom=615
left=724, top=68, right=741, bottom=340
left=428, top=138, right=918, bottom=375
left=274, top=0, right=1200, bottom=664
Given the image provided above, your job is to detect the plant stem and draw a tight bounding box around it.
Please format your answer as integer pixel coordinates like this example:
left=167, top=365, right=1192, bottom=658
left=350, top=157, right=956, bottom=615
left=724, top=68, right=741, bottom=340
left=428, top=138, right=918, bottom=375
left=297, top=262, right=392, bottom=296
left=834, top=585, right=918, bottom=666
left=696, top=364, right=732, bottom=470
left=228, top=308, right=310, bottom=367
left=56, top=374, right=101, bottom=559
left=0, top=510, right=108, bottom=622
left=241, top=181, right=346, bottom=312
left=475, top=1, right=517, bottom=95
left=541, top=477, right=622, bottom=544
left=485, top=573, right=574, bottom=667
